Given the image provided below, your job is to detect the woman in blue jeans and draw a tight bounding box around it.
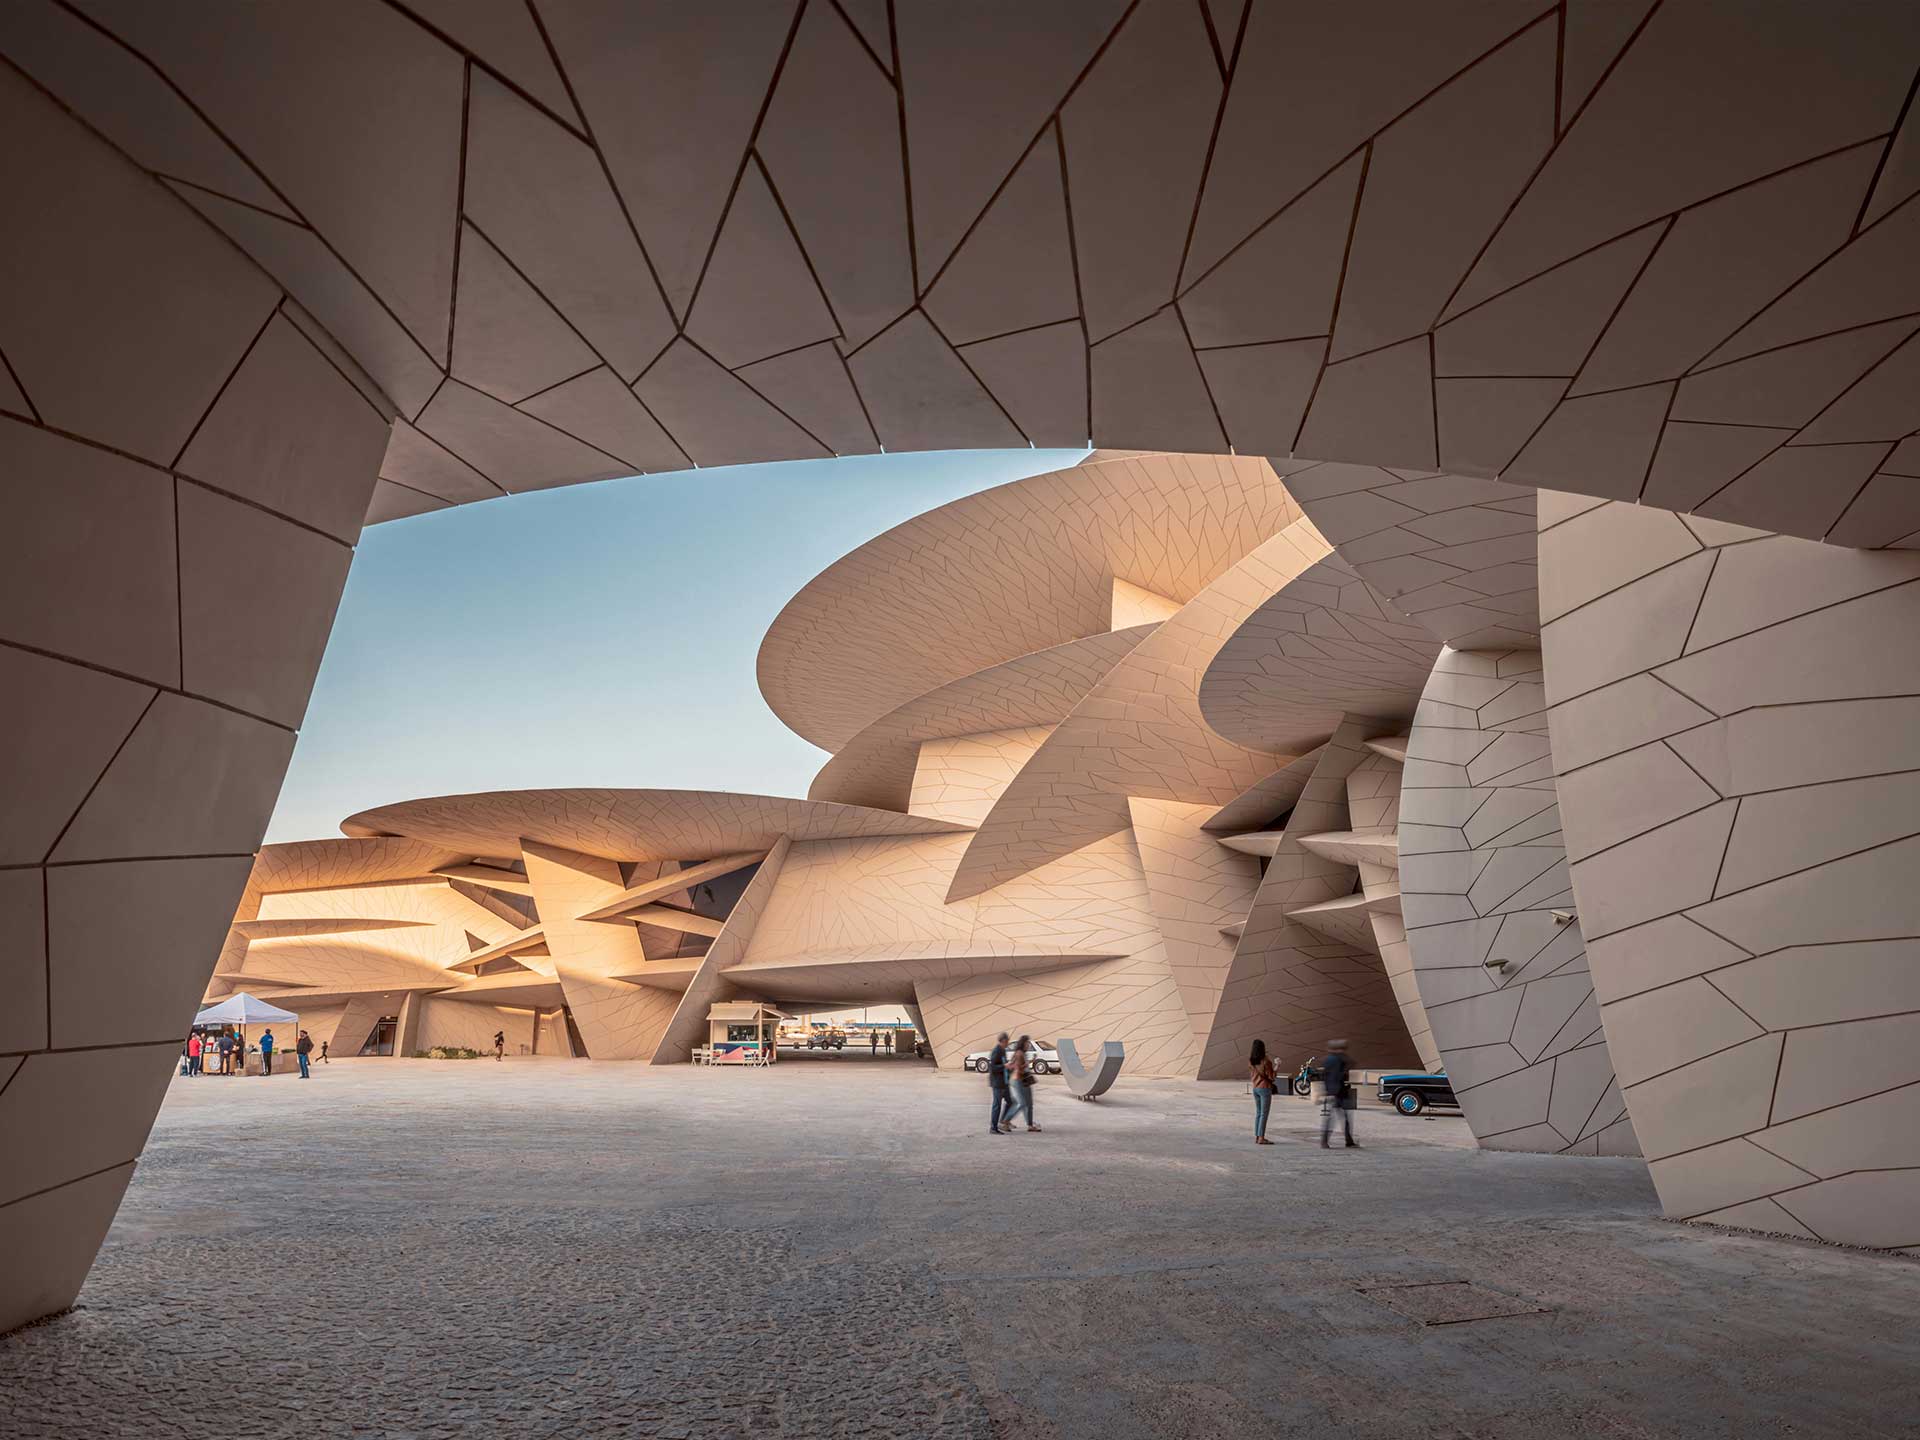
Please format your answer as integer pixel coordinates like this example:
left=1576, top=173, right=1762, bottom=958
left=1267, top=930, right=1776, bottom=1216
left=1249, top=1038, right=1277, bottom=1145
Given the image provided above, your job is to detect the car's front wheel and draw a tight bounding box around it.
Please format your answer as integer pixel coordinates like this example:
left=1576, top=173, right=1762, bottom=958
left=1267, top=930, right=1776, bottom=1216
left=1394, top=1089, right=1426, bottom=1116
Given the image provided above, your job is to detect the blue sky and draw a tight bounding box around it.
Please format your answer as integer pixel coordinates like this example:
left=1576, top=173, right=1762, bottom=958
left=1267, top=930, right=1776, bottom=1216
left=268, top=449, right=1087, bottom=842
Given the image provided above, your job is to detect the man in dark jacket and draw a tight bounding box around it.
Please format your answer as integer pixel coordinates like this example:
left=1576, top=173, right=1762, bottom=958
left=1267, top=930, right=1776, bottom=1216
left=987, top=1032, right=1012, bottom=1135
left=1319, top=1039, right=1357, bottom=1149
left=296, top=1030, right=314, bottom=1079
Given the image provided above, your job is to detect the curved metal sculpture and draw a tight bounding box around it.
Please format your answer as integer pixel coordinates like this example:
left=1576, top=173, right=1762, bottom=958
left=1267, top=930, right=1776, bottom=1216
left=1056, top=1038, right=1126, bottom=1101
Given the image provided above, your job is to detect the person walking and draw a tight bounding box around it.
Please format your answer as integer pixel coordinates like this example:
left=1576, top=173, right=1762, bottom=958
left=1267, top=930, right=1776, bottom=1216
left=1249, top=1039, right=1278, bottom=1145
left=987, top=1032, right=1012, bottom=1135
left=320, top=1039, right=329, bottom=1065
left=259, top=1028, right=275, bottom=1076
left=296, top=1030, right=313, bottom=1079
left=1319, top=1038, right=1358, bottom=1149
left=869, top=1030, right=879, bottom=1058
left=187, top=1032, right=203, bottom=1077
left=1004, top=1035, right=1041, bottom=1132
left=493, top=1030, right=505, bottom=1062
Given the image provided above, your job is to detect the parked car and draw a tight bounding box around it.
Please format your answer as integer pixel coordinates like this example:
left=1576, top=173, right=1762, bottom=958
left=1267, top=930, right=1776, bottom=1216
left=1377, top=1068, right=1458, bottom=1115
left=963, top=1043, right=1060, bottom=1075
left=806, top=1030, right=845, bottom=1050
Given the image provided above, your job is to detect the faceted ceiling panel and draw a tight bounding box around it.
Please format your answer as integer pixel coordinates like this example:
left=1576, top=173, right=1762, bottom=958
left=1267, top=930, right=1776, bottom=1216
left=7, top=4, right=1914, bottom=542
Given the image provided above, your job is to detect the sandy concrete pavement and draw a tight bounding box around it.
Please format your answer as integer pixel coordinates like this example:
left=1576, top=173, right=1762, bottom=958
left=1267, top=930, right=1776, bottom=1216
left=3, top=1057, right=1915, bottom=1438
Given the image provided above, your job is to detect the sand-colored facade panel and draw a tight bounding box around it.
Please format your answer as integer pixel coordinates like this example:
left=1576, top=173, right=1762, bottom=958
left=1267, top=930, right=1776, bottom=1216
left=1543, top=501, right=1920, bottom=1240
left=806, top=630, right=1152, bottom=812
left=1197, top=539, right=1442, bottom=756
left=1400, top=646, right=1634, bottom=1155
left=909, top=727, right=1055, bottom=828
left=746, top=835, right=979, bottom=961
left=523, top=843, right=679, bottom=1062
left=1284, top=467, right=1542, bottom=650
left=949, top=519, right=1335, bottom=902
left=1128, top=797, right=1264, bottom=1053
left=0, top=64, right=381, bottom=1334
left=759, top=452, right=1302, bottom=750
left=415, top=1000, right=537, bottom=1057
left=343, top=788, right=967, bottom=860
left=0, top=1162, right=135, bottom=1336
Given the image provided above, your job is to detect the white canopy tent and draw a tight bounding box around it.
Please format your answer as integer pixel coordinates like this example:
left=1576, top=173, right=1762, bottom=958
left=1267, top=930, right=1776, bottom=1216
left=194, top=992, right=299, bottom=1026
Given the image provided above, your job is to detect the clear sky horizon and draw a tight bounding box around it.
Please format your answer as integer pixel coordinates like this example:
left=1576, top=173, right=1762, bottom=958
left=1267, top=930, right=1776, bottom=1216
left=267, top=448, right=1088, bottom=843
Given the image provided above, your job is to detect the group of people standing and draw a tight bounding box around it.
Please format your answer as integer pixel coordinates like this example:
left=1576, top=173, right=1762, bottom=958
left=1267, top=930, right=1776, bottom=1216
left=184, top=1028, right=247, bottom=1076
left=984, top=1032, right=1043, bottom=1134
left=1249, top=1037, right=1358, bottom=1148
left=183, top=1029, right=323, bottom=1078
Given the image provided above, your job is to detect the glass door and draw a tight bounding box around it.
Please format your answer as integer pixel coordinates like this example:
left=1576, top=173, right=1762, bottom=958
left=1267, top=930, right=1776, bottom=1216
left=358, top=1016, right=398, bottom=1056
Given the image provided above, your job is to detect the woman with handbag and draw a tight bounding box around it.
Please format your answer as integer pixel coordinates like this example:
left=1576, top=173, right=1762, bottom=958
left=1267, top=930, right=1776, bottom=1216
left=1248, top=1039, right=1277, bottom=1144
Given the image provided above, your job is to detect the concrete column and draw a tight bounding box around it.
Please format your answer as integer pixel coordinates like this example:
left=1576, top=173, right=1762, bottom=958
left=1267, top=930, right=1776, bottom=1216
left=1539, top=496, right=1920, bottom=1245
left=394, top=993, right=425, bottom=1059
left=0, top=69, right=387, bottom=1330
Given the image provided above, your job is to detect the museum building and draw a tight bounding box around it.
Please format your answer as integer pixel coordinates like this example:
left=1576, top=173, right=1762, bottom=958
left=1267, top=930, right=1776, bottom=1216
left=3, top=0, right=1916, bottom=1336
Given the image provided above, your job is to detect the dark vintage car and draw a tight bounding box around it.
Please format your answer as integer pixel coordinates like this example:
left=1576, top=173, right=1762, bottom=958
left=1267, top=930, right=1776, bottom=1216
left=1377, top=1069, right=1458, bottom=1115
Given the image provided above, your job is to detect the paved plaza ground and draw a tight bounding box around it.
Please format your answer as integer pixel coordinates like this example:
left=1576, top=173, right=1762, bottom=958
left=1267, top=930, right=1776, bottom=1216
left=4, top=1056, right=1916, bottom=1438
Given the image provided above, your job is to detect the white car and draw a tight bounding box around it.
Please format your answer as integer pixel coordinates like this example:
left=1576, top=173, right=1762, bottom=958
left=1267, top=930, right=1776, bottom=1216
left=963, top=1044, right=1059, bottom=1076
